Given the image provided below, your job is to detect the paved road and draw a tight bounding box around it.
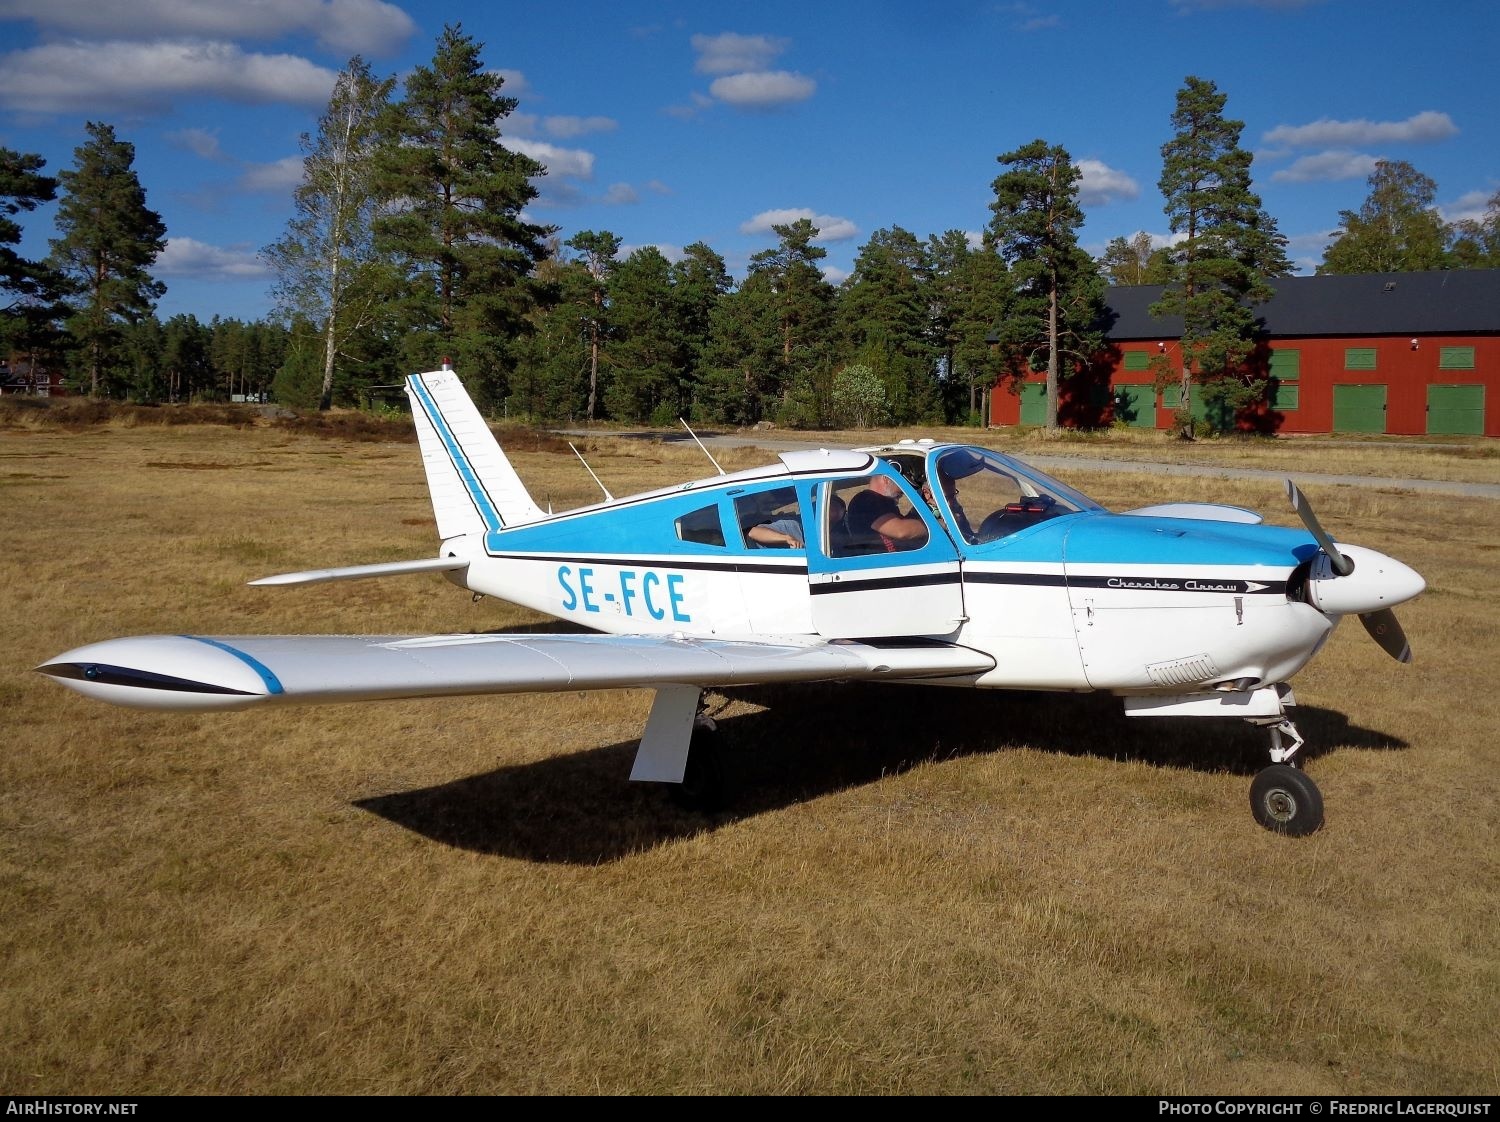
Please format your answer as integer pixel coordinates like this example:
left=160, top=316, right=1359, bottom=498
left=556, top=429, right=1500, bottom=500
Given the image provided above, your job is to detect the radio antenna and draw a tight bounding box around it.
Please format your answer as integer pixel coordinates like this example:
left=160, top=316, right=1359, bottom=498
left=679, top=418, right=725, bottom=475
left=568, top=442, right=614, bottom=502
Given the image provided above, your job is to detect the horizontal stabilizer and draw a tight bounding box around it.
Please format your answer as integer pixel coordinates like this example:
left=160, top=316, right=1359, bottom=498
left=249, top=557, right=470, bottom=587
left=38, top=633, right=996, bottom=711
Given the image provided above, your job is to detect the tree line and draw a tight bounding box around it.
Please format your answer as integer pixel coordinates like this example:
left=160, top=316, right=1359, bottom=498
left=2, top=22, right=1497, bottom=429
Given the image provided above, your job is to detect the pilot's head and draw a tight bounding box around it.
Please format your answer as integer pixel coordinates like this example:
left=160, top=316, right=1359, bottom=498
left=871, top=474, right=903, bottom=498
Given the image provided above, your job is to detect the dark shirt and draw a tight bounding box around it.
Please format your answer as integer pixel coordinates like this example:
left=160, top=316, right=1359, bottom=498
left=846, top=489, right=924, bottom=552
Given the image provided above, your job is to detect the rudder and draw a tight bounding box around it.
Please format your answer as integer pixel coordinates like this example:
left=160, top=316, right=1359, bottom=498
left=406, top=367, right=545, bottom=539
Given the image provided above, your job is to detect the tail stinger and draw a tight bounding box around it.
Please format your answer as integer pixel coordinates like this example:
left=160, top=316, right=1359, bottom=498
left=406, top=367, right=546, bottom=540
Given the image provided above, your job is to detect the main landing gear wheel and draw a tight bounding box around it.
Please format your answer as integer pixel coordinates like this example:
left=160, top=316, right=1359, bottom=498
left=1249, top=765, right=1324, bottom=836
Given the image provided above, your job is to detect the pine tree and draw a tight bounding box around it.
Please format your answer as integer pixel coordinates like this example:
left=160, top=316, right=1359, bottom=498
left=372, top=23, right=554, bottom=404
left=987, top=139, right=1105, bottom=430
left=670, top=241, right=732, bottom=412
left=697, top=275, right=781, bottom=425
left=564, top=229, right=621, bottom=420
left=1153, top=77, right=1290, bottom=436
left=0, top=147, right=70, bottom=377
left=265, top=56, right=395, bottom=410
left=746, top=218, right=835, bottom=420
left=1319, top=159, right=1450, bottom=274
left=838, top=226, right=937, bottom=423
left=605, top=246, right=679, bottom=423
left=48, top=122, right=166, bottom=396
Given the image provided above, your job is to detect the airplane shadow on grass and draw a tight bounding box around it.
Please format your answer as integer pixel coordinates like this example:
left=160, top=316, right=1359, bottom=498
left=354, top=682, right=1406, bottom=864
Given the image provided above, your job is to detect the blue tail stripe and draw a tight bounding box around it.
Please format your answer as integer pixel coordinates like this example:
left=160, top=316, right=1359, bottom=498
left=407, top=374, right=503, bottom=532
left=182, top=636, right=285, bottom=695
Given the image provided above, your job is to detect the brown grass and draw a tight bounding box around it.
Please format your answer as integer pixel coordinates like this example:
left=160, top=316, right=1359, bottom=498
left=1, top=422, right=1496, bottom=1094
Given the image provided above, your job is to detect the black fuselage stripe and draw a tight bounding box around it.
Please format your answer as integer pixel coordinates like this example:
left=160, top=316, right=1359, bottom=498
left=964, top=572, right=1288, bottom=595
left=810, top=572, right=962, bottom=595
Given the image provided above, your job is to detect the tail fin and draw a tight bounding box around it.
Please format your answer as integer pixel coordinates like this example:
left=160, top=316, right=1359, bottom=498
left=406, top=367, right=546, bottom=538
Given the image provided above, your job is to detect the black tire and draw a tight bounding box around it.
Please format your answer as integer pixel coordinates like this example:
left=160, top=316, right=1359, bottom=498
left=672, top=726, right=726, bottom=813
left=1249, top=765, right=1324, bottom=836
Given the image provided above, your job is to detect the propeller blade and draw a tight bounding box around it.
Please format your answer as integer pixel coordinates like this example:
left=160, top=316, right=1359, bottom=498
left=1360, top=608, right=1412, bottom=664
left=1285, top=480, right=1354, bottom=576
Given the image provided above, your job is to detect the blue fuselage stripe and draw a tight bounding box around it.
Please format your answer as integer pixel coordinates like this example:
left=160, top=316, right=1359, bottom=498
left=408, top=374, right=503, bottom=532
left=183, top=636, right=285, bottom=695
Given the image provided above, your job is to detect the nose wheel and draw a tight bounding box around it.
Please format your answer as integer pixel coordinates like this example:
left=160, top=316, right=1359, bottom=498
left=1247, top=716, right=1324, bottom=836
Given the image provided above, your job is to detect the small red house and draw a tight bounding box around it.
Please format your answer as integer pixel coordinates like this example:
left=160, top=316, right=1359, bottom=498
left=0, top=358, right=69, bottom=397
left=990, top=269, right=1500, bottom=437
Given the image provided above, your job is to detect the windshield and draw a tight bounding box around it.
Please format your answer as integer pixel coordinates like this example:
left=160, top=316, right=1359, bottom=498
left=907, top=446, right=1101, bottom=546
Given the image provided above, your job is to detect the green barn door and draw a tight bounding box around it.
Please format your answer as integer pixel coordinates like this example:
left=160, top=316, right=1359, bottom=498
left=1114, top=384, right=1157, bottom=429
left=1333, top=384, right=1387, bottom=433
left=1426, top=385, right=1484, bottom=435
left=1019, top=382, right=1047, bottom=425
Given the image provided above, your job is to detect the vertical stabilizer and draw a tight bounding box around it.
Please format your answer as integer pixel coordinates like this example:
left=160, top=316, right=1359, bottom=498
left=406, top=368, right=546, bottom=538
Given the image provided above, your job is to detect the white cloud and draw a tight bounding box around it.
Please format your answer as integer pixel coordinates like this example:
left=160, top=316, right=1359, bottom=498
left=1286, top=229, right=1338, bottom=255
left=1441, top=189, right=1497, bottom=225
left=239, top=156, right=306, bottom=192
left=1077, top=159, right=1139, bottom=205
left=709, top=71, right=816, bottom=109
left=0, top=39, right=337, bottom=114
left=0, top=0, right=416, bottom=56
left=621, top=242, right=685, bottom=262
left=508, top=138, right=595, bottom=179
left=603, top=183, right=639, bottom=205
left=741, top=208, right=858, bottom=242
left=1263, top=111, right=1458, bottom=149
left=494, top=69, right=531, bottom=96
left=645, top=180, right=672, bottom=196
left=1271, top=149, right=1382, bottom=183
left=664, top=91, right=715, bottom=120
left=156, top=237, right=270, bottom=280
left=691, top=32, right=788, bottom=75
left=505, top=112, right=539, bottom=138
left=544, top=115, right=617, bottom=139
left=822, top=265, right=850, bottom=284
left=166, top=127, right=228, bottom=162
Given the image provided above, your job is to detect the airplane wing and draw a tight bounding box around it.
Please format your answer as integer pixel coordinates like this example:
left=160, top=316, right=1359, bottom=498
left=37, top=632, right=996, bottom=711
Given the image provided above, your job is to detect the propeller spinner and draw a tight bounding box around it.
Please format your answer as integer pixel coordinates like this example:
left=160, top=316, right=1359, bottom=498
left=1285, top=480, right=1421, bottom=663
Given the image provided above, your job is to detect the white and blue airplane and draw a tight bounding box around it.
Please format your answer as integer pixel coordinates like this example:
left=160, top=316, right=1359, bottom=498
left=39, top=366, right=1426, bottom=835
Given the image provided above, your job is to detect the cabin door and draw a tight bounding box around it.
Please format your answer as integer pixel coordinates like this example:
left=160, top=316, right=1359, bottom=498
left=804, top=472, right=965, bottom=639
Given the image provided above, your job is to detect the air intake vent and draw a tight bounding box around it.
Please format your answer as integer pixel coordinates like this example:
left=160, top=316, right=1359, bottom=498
left=1146, top=654, right=1220, bottom=687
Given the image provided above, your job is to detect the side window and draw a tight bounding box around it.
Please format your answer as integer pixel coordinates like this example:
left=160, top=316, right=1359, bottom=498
left=830, top=475, right=929, bottom=557
left=736, top=487, right=804, bottom=548
left=675, top=504, right=725, bottom=547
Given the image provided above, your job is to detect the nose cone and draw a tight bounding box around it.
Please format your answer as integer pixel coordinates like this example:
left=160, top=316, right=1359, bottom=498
left=1306, top=543, right=1425, bottom=616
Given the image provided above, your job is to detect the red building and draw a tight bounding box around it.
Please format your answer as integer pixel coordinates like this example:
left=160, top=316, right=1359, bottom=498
left=989, top=269, right=1500, bottom=437
left=0, top=358, right=68, bottom=397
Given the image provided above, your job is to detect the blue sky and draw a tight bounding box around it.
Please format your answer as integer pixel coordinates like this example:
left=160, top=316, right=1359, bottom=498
left=2, top=0, right=1496, bottom=323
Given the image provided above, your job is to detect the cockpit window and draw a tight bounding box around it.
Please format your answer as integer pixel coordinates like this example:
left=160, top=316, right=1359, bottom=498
left=737, top=486, right=805, bottom=549
left=926, top=447, right=1097, bottom=545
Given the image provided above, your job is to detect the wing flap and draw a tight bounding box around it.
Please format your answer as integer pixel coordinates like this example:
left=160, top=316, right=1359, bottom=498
left=38, top=633, right=995, bottom=711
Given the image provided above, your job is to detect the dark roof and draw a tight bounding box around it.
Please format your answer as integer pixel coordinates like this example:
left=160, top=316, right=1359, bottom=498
left=1105, top=269, right=1500, bottom=341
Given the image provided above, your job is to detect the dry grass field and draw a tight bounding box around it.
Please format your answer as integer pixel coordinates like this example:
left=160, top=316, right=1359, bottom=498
left=2, top=410, right=1496, bottom=1095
